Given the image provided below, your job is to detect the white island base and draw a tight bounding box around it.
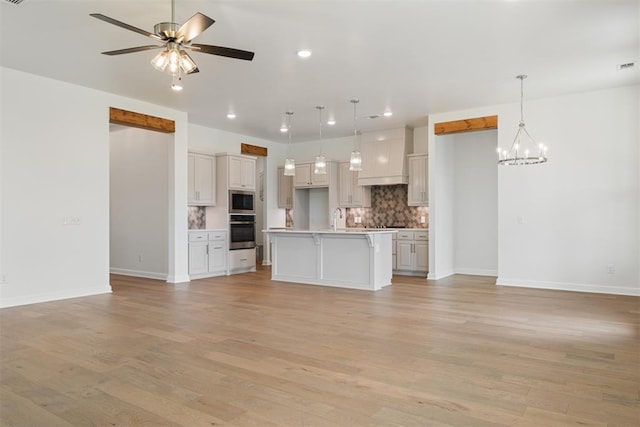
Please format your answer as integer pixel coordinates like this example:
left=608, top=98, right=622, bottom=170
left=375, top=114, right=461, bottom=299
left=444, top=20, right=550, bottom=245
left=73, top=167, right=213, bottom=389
left=266, top=230, right=395, bottom=291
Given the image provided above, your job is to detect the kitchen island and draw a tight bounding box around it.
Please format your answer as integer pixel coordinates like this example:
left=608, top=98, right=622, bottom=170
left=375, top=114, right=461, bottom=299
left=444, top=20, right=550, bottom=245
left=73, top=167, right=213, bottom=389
left=264, top=229, right=396, bottom=291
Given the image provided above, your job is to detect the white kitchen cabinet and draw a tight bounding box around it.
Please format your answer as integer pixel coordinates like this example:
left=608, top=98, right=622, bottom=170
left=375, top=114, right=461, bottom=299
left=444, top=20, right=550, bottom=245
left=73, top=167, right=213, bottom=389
left=294, top=162, right=331, bottom=188
left=229, top=248, right=256, bottom=274
left=394, top=230, right=428, bottom=275
left=408, top=154, right=428, bottom=206
left=188, top=230, right=228, bottom=278
left=188, top=153, right=216, bottom=206
left=228, top=155, right=256, bottom=190
left=277, top=167, right=293, bottom=209
left=338, top=162, right=371, bottom=207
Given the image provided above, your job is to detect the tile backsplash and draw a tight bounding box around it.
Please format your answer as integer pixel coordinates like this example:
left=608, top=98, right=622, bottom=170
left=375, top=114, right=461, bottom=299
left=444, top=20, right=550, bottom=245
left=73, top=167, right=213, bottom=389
left=347, top=185, right=428, bottom=228
left=285, top=185, right=428, bottom=229
left=188, top=206, right=206, bottom=229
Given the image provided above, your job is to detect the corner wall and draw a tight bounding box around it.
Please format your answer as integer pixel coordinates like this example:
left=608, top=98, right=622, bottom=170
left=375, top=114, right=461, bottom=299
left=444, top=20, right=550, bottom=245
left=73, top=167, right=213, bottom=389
left=0, top=67, right=189, bottom=308
left=428, top=85, right=639, bottom=296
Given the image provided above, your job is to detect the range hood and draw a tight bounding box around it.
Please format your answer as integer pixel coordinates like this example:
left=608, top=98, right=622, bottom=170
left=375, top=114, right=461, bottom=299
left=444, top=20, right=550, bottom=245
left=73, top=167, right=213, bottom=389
left=357, top=127, right=414, bottom=186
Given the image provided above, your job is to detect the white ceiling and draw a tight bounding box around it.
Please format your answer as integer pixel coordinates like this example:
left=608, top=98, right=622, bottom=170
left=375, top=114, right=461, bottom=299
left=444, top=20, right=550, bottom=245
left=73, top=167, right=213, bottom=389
left=1, top=0, right=638, bottom=143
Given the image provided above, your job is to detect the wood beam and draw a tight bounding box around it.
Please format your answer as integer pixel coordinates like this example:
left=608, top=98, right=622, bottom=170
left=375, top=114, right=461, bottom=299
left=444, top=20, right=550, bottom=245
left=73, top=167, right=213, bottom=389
left=109, top=107, right=175, bottom=133
left=434, top=115, right=498, bottom=135
left=241, top=143, right=268, bottom=157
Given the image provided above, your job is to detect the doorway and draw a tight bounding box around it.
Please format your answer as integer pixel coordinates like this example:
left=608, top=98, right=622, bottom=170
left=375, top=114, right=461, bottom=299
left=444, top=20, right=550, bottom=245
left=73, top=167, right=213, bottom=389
left=433, top=129, right=498, bottom=277
left=109, top=125, right=172, bottom=279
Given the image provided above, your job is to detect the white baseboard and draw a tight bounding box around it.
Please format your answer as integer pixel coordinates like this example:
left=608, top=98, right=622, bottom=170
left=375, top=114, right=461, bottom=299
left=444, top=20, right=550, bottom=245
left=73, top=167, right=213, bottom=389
left=1, top=285, right=112, bottom=308
left=496, top=277, right=640, bottom=296
left=427, top=269, right=455, bottom=280
left=166, top=274, right=190, bottom=284
left=110, top=268, right=167, bottom=281
left=455, top=268, right=498, bottom=277
left=262, top=260, right=272, bottom=266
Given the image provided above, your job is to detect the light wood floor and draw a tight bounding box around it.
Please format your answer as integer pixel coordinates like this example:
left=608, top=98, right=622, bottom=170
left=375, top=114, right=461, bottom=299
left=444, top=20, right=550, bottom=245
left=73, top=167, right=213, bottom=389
left=1, top=267, right=638, bottom=426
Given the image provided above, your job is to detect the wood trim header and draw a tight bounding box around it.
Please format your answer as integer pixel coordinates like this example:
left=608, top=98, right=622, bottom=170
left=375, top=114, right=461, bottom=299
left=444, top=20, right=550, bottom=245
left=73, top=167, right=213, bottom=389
left=434, top=115, right=497, bottom=135
left=241, top=143, right=268, bottom=157
left=109, top=107, right=175, bottom=133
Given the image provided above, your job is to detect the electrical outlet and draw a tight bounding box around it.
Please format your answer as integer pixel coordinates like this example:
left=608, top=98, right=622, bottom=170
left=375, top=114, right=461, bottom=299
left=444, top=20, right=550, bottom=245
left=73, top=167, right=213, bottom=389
left=0, top=273, right=6, bottom=284
left=355, top=216, right=361, bottom=224
left=420, top=216, right=426, bottom=224
left=517, top=216, right=525, bottom=225
left=607, top=264, right=615, bottom=274
left=138, top=255, right=143, bottom=263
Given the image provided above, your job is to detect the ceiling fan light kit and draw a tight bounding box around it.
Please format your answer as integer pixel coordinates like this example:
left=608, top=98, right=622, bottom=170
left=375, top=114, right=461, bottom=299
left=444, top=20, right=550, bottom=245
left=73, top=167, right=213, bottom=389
left=90, top=0, right=254, bottom=90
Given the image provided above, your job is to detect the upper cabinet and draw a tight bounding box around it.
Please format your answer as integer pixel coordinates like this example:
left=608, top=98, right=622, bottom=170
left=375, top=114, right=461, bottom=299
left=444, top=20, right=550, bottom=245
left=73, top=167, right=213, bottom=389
left=338, top=162, right=371, bottom=207
left=228, top=155, right=256, bottom=190
left=407, top=154, right=428, bottom=206
left=277, top=167, right=293, bottom=209
left=358, top=128, right=413, bottom=186
left=188, top=152, right=216, bottom=206
left=294, top=162, right=331, bottom=188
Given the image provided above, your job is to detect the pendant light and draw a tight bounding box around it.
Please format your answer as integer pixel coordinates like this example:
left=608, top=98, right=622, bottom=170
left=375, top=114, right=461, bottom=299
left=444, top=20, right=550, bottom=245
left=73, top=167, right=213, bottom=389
left=283, top=111, right=295, bottom=176
left=314, top=105, right=327, bottom=175
left=497, top=75, right=548, bottom=165
left=349, top=99, right=362, bottom=171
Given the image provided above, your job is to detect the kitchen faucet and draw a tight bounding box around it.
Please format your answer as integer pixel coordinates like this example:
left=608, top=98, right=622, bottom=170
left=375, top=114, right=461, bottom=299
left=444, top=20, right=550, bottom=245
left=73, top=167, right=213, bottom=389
left=332, top=207, right=343, bottom=231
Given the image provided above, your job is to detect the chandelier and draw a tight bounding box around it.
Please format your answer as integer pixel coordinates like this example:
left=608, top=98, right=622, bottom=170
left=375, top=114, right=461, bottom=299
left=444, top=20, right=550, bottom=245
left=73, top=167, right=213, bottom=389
left=497, top=75, right=548, bottom=165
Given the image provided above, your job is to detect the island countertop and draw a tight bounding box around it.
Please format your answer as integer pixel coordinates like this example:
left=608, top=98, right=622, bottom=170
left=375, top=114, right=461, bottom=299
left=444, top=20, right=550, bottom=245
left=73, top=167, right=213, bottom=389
left=263, top=228, right=397, bottom=234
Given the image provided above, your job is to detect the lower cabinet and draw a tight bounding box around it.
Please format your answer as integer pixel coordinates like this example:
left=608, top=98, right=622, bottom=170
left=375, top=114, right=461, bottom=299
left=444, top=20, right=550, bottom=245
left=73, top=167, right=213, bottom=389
left=229, top=248, right=256, bottom=274
left=188, top=230, right=228, bottom=278
left=393, top=230, right=428, bottom=275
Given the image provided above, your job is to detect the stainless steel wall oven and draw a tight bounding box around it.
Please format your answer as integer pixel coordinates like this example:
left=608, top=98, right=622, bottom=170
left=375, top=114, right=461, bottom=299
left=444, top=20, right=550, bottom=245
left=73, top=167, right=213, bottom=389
left=229, top=214, right=256, bottom=250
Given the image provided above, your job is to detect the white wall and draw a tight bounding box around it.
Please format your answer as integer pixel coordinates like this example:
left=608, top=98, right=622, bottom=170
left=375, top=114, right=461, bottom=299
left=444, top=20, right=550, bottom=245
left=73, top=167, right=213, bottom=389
left=110, top=125, right=170, bottom=279
left=0, top=67, right=189, bottom=308
left=452, top=130, right=498, bottom=276
left=432, top=133, right=456, bottom=278
left=428, top=85, right=639, bottom=296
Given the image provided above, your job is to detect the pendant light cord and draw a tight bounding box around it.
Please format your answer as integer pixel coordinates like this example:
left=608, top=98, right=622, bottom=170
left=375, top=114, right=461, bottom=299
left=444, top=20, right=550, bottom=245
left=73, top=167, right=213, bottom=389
left=286, top=111, right=293, bottom=155
left=518, top=74, right=527, bottom=126
left=316, top=106, right=324, bottom=155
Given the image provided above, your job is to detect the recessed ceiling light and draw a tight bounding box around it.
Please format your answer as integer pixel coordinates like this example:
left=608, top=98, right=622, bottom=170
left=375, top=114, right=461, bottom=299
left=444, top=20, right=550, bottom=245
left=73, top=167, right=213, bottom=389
left=226, top=113, right=236, bottom=119
left=327, top=119, right=336, bottom=126
left=383, top=111, right=393, bottom=117
left=297, top=50, right=312, bottom=58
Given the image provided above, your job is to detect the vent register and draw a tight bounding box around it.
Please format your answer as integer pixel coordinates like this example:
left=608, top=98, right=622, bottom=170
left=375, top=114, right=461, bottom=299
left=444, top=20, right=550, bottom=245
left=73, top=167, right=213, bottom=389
left=4, top=0, right=27, bottom=4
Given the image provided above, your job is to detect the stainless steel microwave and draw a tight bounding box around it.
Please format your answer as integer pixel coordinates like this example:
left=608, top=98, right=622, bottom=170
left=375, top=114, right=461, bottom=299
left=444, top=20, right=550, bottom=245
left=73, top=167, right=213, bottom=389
left=229, top=190, right=255, bottom=214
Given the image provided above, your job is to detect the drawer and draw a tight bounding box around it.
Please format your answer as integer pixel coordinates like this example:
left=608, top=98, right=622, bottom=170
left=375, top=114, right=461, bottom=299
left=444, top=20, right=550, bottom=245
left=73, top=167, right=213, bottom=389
left=396, top=231, right=414, bottom=240
left=208, top=231, right=226, bottom=241
left=414, top=232, right=428, bottom=241
left=189, top=231, right=208, bottom=242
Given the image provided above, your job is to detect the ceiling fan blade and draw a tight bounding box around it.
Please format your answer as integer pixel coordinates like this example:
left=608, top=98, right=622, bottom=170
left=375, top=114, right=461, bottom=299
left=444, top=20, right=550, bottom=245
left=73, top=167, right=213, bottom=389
left=187, top=67, right=200, bottom=75
left=100, top=45, right=163, bottom=56
left=176, top=12, right=215, bottom=43
left=90, top=13, right=163, bottom=42
left=190, top=43, right=255, bottom=61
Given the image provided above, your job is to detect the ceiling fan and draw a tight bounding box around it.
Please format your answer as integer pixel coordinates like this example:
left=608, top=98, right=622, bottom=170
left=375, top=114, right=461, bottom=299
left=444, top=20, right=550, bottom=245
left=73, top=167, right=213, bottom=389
left=90, top=0, right=254, bottom=79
